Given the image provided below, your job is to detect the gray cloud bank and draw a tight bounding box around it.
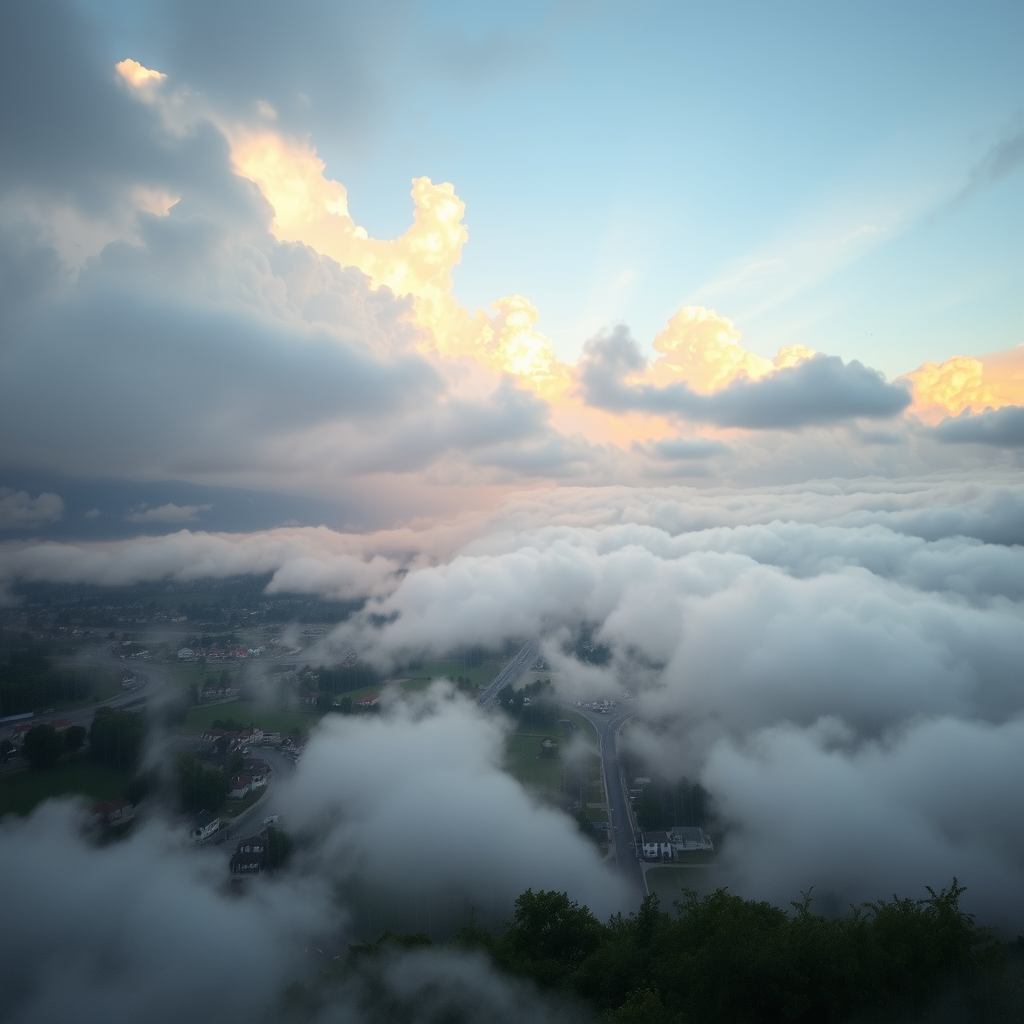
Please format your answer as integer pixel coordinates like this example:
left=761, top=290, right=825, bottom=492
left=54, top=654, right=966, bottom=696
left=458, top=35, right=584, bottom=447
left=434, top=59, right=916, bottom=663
left=4, top=475, right=1021, bottom=933
left=0, top=692, right=616, bottom=1023
left=933, top=405, right=1024, bottom=447
left=576, top=326, right=911, bottom=427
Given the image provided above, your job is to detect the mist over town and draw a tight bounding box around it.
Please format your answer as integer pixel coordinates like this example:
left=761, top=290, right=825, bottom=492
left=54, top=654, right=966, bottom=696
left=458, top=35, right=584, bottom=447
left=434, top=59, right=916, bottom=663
left=1, top=1, right=1023, bottom=1021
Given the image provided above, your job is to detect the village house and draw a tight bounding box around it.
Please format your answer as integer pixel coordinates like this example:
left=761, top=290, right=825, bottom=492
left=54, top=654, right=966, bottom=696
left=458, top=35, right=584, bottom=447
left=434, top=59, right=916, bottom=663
left=230, top=833, right=268, bottom=875
left=89, top=799, right=135, bottom=827
left=228, top=775, right=251, bottom=799
left=641, top=831, right=674, bottom=860
left=191, top=809, right=220, bottom=842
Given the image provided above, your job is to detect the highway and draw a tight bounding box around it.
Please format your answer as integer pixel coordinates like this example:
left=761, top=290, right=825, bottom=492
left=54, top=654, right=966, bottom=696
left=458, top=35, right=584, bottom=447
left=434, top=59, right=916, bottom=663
left=575, top=705, right=647, bottom=910
left=0, top=646, right=170, bottom=772
left=476, top=639, right=540, bottom=708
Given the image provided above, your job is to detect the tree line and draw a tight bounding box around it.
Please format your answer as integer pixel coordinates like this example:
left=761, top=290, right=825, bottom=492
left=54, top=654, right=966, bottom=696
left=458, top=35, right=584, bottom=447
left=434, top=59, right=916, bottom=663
left=313, top=883, right=1019, bottom=1023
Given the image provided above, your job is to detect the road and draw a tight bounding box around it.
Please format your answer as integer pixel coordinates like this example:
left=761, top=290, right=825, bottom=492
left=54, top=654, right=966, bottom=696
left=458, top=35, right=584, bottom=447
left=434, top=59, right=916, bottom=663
left=476, top=639, right=540, bottom=708
left=0, top=647, right=170, bottom=773
left=575, top=705, right=647, bottom=910
left=212, top=747, right=296, bottom=848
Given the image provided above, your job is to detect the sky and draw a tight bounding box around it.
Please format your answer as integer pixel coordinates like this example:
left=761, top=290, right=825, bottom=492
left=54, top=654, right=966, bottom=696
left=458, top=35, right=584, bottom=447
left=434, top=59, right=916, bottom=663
left=1, top=2, right=1024, bottom=1017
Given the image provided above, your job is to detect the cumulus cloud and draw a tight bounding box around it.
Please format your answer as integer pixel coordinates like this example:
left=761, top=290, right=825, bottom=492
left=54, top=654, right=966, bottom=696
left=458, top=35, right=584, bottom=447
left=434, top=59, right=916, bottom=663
left=124, top=502, right=212, bottom=523
left=0, top=801, right=330, bottom=1024
left=0, top=489, right=62, bottom=529
left=932, top=405, right=1024, bottom=446
left=0, top=690, right=618, bottom=1021
left=284, top=687, right=625, bottom=921
left=576, top=326, right=912, bottom=428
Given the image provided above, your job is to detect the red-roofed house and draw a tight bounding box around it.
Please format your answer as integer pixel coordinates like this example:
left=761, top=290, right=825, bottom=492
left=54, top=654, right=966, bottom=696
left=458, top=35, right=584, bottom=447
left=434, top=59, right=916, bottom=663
left=228, top=776, right=251, bottom=799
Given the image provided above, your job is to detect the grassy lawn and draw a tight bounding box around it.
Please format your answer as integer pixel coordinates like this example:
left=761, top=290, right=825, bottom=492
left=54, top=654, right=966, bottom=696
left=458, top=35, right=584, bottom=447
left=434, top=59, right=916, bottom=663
left=406, top=660, right=499, bottom=688
left=182, top=701, right=322, bottom=736
left=559, top=709, right=599, bottom=743
left=504, top=714, right=567, bottom=799
left=0, top=757, right=132, bottom=818
left=220, top=785, right=267, bottom=819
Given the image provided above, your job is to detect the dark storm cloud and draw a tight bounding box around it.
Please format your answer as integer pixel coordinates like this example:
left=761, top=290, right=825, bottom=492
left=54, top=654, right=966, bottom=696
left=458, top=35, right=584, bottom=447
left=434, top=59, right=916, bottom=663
left=576, top=325, right=911, bottom=428
left=932, top=404, right=1024, bottom=447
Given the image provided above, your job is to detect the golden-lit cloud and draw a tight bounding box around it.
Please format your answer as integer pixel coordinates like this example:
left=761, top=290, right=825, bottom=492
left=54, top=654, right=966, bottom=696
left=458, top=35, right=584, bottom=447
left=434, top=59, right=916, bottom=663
left=648, top=306, right=815, bottom=392
left=110, top=61, right=1024, bottom=450
left=229, top=130, right=568, bottom=391
left=114, top=59, right=166, bottom=91
left=905, top=349, right=1024, bottom=423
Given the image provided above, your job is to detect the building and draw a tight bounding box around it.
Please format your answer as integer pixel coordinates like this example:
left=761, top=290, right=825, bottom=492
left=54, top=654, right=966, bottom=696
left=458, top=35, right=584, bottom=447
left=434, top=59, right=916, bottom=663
left=228, top=775, right=251, bottom=799
left=89, top=799, right=135, bottom=827
left=191, top=810, right=220, bottom=842
left=230, top=833, right=268, bottom=875
left=641, top=831, right=673, bottom=860
left=668, top=826, right=715, bottom=852
left=177, top=648, right=195, bottom=661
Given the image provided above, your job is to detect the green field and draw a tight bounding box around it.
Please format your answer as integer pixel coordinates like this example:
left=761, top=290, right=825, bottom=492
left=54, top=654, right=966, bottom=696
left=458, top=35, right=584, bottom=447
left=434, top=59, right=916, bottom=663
left=406, top=660, right=499, bottom=688
left=182, top=700, right=324, bottom=735
left=0, top=758, right=132, bottom=818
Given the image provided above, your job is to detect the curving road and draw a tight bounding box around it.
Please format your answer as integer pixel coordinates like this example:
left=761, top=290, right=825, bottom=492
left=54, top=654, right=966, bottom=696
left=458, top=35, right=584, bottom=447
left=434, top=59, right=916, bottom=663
left=0, top=646, right=170, bottom=772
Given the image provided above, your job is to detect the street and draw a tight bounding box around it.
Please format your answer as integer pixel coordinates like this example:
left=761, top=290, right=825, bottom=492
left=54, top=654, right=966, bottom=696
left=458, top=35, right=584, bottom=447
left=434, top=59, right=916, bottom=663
left=575, top=705, right=647, bottom=910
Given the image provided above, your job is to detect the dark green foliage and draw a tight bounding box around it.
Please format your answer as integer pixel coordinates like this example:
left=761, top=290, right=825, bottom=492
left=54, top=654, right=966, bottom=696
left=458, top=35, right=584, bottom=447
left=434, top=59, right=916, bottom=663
left=0, top=641, right=97, bottom=716
left=316, top=663, right=381, bottom=696
left=22, top=724, right=65, bottom=770
left=498, top=678, right=558, bottom=727
left=481, top=883, right=1003, bottom=1023
left=265, top=826, right=293, bottom=871
left=89, top=707, right=145, bottom=770
left=63, top=724, right=87, bottom=753
left=176, top=752, right=227, bottom=813
left=212, top=717, right=245, bottom=732
left=333, top=882, right=1006, bottom=1024
left=126, top=768, right=158, bottom=806
left=635, top=777, right=711, bottom=831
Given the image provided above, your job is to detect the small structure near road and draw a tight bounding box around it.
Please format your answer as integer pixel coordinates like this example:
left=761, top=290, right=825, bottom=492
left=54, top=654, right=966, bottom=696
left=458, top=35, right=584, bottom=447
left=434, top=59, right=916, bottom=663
left=230, top=833, right=269, bottom=876
left=191, top=809, right=220, bottom=842
left=641, top=826, right=715, bottom=860
left=90, top=799, right=135, bottom=827
left=228, top=775, right=251, bottom=799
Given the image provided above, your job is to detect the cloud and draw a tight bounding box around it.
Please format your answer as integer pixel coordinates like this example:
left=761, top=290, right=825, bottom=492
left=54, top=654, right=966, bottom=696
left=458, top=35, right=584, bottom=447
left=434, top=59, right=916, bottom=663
left=0, top=691, right=617, bottom=1021
left=932, top=405, right=1024, bottom=447
left=124, top=502, right=212, bottom=523
left=283, top=687, right=625, bottom=921
left=0, top=489, right=63, bottom=529
left=0, top=801, right=330, bottom=1024
left=576, top=326, right=911, bottom=428
left=639, top=437, right=731, bottom=461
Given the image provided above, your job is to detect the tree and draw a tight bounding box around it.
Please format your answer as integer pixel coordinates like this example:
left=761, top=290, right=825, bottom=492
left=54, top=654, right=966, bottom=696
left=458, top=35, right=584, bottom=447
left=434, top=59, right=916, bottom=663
left=265, top=827, right=293, bottom=871
left=22, top=725, right=64, bottom=770
left=176, top=753, right=227, bottom=814
left=89, top=707, right=145, bottom=770
left=63, top=724, right=87, bottom=753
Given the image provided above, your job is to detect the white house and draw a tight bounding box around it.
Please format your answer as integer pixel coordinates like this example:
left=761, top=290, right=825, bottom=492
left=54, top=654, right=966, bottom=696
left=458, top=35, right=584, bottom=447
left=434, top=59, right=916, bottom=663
left=177, top=648, right=195, bottom=661
left=641, top=831, right=673, bottom=860
left=191, top=809, right=220, bottom=842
